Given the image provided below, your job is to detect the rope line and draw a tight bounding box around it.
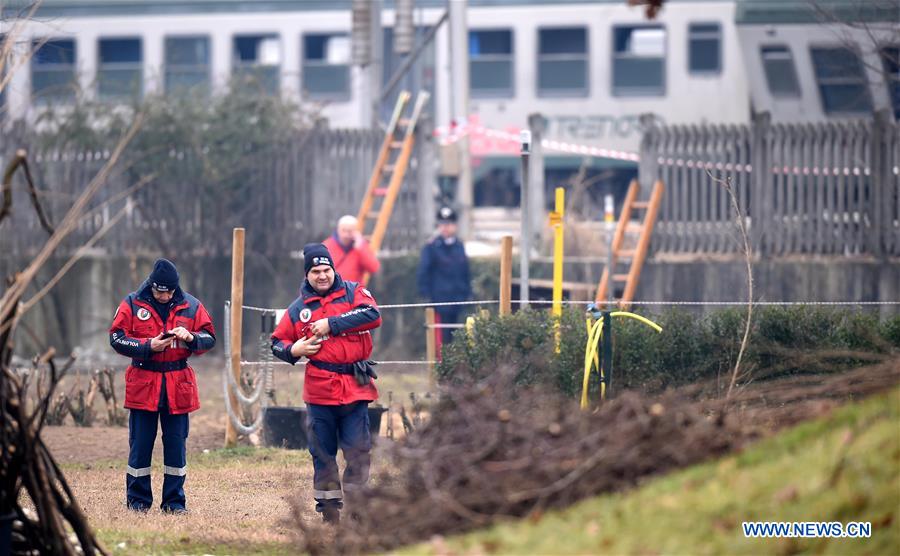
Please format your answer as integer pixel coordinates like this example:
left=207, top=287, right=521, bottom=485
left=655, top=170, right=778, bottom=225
left=222, top=302, right=271, bottom=435
left=240, top=360, right=437, bottom=367
left=240, top=299, right=900, bottom=313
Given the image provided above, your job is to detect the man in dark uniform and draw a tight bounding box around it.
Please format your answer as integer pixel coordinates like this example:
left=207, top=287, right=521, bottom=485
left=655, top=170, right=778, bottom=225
left=416, top=206, right=472, bottom=353
left=109, top=258, right=215, bottom=513
left=271, top=243, right=382, bottom=525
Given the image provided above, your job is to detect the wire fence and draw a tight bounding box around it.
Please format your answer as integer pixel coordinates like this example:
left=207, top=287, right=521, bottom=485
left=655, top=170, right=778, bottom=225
left=240, top=299, right=900, bottom=313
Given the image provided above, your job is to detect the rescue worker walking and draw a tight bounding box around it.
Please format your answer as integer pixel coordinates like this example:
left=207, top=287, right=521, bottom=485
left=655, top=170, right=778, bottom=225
left=322, top=215, right=381, bottom=283
left=109, top=259, right=215, bottom=513
left=271, top=243, right=381, bottom=525
left=416, top=206, right=472, bottom=354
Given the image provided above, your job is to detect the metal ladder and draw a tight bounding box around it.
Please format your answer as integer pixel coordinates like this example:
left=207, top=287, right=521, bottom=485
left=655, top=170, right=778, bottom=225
left=595, top=179, right=665, bottom=309
left=356, top=90, right=430, bottom=279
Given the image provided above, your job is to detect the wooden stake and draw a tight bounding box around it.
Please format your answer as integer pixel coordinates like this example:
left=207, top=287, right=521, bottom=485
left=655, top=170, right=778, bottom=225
left=225, top=228, right=245, bottom=447
left=500, top=235, right=513, bottom=315
left=425, top=307, right=436, bottom=386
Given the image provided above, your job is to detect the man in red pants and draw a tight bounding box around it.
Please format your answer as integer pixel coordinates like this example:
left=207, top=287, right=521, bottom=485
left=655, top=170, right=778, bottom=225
left=271, top=243, right=381, bottom=524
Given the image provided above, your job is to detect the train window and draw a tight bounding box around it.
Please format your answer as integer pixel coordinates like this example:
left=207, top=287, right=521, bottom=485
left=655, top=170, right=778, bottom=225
left=233, top=34, right=281, bottom=95
left=810, top=47, right=872, bottom=115
left=32, top=39, right=77, bottom=103
left=760, top=46, right=801, bottom=98
left=469, top=29, right=514, bottom=97
left=98, top=38, right=142, bottom=100
left=880, top=46, right=899, bottom=120
left=165, top=36, right=210, bottom=96
left=537, top=27, right=588, bottom=97
left=688, top=23, right=720, bottom=74
left=612, top=26, right=665, bottom=96
left=302, top=34, right=351, bottom=99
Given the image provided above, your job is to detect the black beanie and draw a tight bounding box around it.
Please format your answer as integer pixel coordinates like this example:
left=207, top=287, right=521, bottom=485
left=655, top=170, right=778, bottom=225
left=149, top=258, right=179, bottom=292
left=303, top=243, right=334, bottom=274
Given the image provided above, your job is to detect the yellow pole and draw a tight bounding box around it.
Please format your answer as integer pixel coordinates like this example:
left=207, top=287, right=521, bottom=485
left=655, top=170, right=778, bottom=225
left=225, top=228, right=245, bottom=447
left=551, top=187, right=565, bottom=352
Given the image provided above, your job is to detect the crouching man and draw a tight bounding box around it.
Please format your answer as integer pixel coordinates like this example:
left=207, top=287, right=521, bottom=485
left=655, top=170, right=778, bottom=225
left=109, top=258, right=216, bottom=513
left=271, top=243, right=381, bottom=524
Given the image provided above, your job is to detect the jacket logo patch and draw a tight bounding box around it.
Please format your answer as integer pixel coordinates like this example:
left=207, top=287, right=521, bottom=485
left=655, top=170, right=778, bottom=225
left=300, top=308, right=312, bottom=323
left=136, top=308, right=151, bottom=321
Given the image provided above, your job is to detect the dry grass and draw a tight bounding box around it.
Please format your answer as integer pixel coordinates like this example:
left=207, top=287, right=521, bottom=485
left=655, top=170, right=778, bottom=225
left=39, top=359, right=430, bottom=554
left=61, top=447, right=314, bottom=555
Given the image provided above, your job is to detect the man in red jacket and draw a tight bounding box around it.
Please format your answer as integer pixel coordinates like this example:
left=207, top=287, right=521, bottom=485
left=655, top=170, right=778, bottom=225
left=109, top=259, right=215, bottom=513
left=322, top=215, right=380, bottom=283
left=271, top=243, right=381, bottom=524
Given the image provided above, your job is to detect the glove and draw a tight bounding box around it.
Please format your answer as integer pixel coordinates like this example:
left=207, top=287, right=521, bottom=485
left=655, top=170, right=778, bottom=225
left=352, top=360, right=378, bottom=386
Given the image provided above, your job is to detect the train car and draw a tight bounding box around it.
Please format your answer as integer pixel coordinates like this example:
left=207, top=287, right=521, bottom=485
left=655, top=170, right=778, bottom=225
left=735, top=0, right=898, bottom=123
left=0, top=0, right=895, bottom=215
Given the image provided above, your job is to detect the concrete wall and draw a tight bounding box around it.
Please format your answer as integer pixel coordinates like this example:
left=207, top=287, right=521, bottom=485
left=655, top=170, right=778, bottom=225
left=639, top=257, right=900, bottom=318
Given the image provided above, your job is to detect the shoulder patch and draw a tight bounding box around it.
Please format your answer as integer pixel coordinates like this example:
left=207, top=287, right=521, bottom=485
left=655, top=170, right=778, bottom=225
left=299, top=308, right=312, bottom=323
left=136, top=307, right=151, bottom=321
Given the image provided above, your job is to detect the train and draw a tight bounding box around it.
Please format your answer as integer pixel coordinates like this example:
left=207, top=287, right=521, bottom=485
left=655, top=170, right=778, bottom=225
left=1, top=0, right=896, bottom=208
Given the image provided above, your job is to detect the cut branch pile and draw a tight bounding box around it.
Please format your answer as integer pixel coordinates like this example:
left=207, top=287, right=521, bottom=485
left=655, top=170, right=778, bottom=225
left=295, top=369, right=750, bottom=554
left=295, top=360, right=899, bottom=554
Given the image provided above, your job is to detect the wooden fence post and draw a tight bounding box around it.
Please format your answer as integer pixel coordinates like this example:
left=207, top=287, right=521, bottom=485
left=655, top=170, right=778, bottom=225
left=424, top=307, right=436, bottom=385
left=500, top=235, right=512, bottom=315
left=225, top=228, right=245, bottom=448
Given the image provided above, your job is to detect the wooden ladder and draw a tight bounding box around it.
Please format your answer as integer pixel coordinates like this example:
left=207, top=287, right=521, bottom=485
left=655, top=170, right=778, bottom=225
left=595, top=179, right=665, bottom=309
left=356, top=91, right=430, bottom=277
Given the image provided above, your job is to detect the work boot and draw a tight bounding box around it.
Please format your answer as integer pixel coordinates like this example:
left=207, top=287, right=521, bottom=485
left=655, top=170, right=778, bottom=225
left=322, top=506, right=340, bottom=525
left=161, top=506, right=188, bottom=515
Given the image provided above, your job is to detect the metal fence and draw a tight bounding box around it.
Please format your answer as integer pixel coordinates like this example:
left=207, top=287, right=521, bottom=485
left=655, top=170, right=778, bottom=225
left=0, top=125, right=425, bottom=257
left=642, top=110, right=900, bottom=257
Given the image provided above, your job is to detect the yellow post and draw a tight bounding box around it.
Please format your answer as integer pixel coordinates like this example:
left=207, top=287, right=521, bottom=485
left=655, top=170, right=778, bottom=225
left=551, top=187, right=565, bottom=352
left=425, top=307, right=436, bottom=385
left=225, top=228, right=245, bottom=447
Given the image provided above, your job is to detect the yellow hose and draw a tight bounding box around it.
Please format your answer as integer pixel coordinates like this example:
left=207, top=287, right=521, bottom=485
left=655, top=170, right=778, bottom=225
left=610, top=311, right=663, bottom=333
left=580, top=311, right=663, bottom=409
left=580, top=317, right=604, bottom=409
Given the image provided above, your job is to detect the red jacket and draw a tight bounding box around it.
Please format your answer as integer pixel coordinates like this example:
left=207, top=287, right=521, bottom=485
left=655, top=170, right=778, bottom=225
left=109, top=282, right=216, bottom=414
left=323, top=235, right=380, bottom=283
left=271, top=275, right=381, bottom=405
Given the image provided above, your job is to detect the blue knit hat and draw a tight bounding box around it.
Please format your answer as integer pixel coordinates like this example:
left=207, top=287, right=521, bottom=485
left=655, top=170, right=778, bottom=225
left=303, top=243, right=334, bottom=274
left=149, top=258, right=179, bottom=292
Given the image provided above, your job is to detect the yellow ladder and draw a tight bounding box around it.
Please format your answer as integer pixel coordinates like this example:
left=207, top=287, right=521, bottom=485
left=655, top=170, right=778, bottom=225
left=356, top=91, right=430, bottom=269
left=595, top=179, right=665, bottom=309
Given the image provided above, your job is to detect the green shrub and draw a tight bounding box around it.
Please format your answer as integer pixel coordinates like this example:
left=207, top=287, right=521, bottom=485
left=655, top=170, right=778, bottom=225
left=437, top=306, right=898, bottom=398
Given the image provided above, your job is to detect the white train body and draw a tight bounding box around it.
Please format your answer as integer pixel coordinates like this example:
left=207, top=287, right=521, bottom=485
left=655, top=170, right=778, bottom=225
left=1, top=1, right=895, bottom=155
